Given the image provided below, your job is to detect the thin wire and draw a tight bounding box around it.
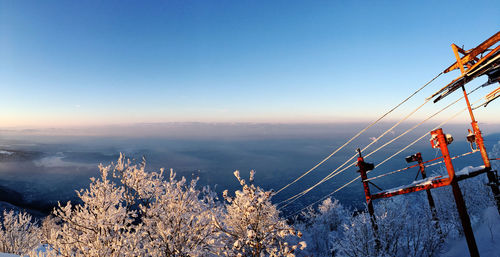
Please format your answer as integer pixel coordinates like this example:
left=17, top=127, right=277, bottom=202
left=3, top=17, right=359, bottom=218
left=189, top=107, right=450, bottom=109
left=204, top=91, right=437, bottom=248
left=424, top=150, right=479, bottom=169
left=363, top=99, right=431, bottom=156
left=361, top=83, right=483, bottom=160
left=278, top=98, right=433, bottom=207
left=286, top=98, right=481, bottom=218
left=286, top=173, right=360, bottom=218
left=363, top=157, right=441, bottom=182
left=278, top=160, right=356, bottom=209
left=365, top=151, right=478, bottom=182
left=365, top=99, right=459, bottom=158
left=374, top=92, right=483, bottom=170
left=282, top=108, right=447, bottom=212
left=279, top=77, right=466, bottom=205
left=279, top=96, right=446, bottom=207
left=428, top=53, right=500, bottom=101
left=285, top=130, right=441, bottom=218
left=373, top=109, right=465, bottom=170
left=472, top=100, right=491, bottom=110
left=274, top=72, right=443, bottom=195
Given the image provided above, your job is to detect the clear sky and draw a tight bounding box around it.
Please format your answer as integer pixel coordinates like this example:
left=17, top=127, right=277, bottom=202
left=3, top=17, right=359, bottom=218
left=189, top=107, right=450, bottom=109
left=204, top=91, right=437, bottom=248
left=1, top=0, right=499, bottom=128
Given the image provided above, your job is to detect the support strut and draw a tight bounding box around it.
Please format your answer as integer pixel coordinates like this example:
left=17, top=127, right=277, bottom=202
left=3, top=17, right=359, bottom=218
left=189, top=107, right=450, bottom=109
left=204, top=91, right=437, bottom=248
left=461, top=85, right=500, bottom=214
left=449, top=38, right=500, bottom=214
left=415, top=153, right=440, bottom=230
left=356, top=149, right=380, bottom=250
left=435, top=128, right=479, bottom=257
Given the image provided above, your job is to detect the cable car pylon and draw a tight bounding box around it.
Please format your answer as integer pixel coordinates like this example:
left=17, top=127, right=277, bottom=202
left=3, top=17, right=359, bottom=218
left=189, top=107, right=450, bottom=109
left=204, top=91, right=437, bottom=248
left=354, top=32, right=500, bottom=257
left=430, top=31, right=500, bottom=213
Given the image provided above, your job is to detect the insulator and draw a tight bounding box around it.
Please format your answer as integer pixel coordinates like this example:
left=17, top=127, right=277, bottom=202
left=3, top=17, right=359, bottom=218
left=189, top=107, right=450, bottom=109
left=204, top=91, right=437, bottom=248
left=466, top=129, right=477, bottom=151
left=405, top=154, right=418, bottom=163
left=466, top=129, right=476, bottom=143
left=445, top=134, right=454, bottom=145
left=357, top=161, right=374, bottom=172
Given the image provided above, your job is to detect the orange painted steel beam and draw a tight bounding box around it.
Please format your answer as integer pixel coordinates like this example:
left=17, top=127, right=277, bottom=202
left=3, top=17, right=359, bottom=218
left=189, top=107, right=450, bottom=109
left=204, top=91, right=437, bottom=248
left=371, top=128, right=454, bottom=200
left=448, top=33, right=500, bottom=215
left=356, top=149, right=376, bottom=214
left=461, top=44, right=500, bottom=77
left=454, top=45, right=492, bottom=169
left=371, top=167, right=490, bottom=200
left=431, top=44, right=500, bottom=101
left=452, top=44, right=466, bottom=74
left=371, top=176, right=447, bottom=200
left=367, top=129, right=483, bottom=255
left=444, top=31, right=500, bottom=74
left=356, top=149, right=380, bottom=250
left=471, top=120, right=490, bottom=168
left=454, top=45, right=480, bottom=63
left=431, top=31, right=500, bottom=102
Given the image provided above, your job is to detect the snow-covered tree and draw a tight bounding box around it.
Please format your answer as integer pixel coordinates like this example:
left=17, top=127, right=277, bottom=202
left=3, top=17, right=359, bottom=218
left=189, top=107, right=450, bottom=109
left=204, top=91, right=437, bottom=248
left=139, top=171, right=221, bottom=256
left=42, top=162, right=142, bottom=256
left=40, top=154, right=222, bottom=257
left=24, top=145, right=498, bottom=257
left=297, top=198, right=349, bottom=256
left=216, top=170, right=306, bottom=257
left=0, top=210, right=41, bottom=255
left=430, top=165, right=495, bottom=238
left=337, top=195, right=446, bottom=257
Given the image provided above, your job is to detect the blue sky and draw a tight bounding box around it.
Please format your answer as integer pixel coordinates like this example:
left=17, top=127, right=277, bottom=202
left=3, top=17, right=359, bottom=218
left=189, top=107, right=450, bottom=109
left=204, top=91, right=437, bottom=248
left=1, top=0, right=499, bottom=127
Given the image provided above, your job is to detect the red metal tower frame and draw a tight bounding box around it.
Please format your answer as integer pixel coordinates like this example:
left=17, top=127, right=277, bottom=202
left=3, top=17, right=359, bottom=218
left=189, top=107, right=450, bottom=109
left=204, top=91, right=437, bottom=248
left=355, top=32, right=500, bottom=257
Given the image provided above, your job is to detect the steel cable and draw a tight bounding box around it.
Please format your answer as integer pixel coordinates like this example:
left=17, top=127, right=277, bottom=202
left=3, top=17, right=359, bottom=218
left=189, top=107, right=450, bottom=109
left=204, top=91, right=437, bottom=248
left=278, top=98, right=433, bottom=208
left=285, top=96, right=483, bottom=218
left=274, top=72, right=443, bottom=195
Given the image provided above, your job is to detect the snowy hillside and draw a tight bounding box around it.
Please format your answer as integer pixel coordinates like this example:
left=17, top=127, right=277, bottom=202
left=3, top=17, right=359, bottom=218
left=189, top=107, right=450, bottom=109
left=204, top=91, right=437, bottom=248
left=440, top=207, right=500, bottom=257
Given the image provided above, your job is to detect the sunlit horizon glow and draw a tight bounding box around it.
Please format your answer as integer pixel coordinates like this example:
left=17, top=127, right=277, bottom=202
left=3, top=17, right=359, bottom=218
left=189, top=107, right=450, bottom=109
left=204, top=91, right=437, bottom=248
left=1, top=1, right=499, bottom=128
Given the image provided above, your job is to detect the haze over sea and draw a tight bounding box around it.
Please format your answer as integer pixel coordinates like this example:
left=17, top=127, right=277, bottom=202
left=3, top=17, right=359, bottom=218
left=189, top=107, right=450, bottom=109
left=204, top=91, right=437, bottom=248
left=1, top=122, right=498, bottom=216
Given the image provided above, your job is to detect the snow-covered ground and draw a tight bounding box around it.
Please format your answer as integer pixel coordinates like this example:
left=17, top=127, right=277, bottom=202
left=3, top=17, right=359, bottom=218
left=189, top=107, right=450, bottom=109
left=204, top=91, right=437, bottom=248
left=440, top=206, right=500, bottom=257
left=2, top=207, right=498, bottom=257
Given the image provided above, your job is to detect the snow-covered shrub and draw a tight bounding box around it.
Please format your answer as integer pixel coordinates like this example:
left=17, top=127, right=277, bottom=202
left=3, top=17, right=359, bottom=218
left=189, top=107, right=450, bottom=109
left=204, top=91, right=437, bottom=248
left=40, top=154, right=222, bottom=257
left=140, top=171, right=221, bottom=256
left=41, top=162, right=142, bottom=256
left=431, top=165, right=495, bottom=238
left=337, top=195, right=445, bottom=257
left=216, top=170, right=306, bottom=256
left=297, top=198, right=349, bottom=256
left=0, top=210, right=41, bottom=255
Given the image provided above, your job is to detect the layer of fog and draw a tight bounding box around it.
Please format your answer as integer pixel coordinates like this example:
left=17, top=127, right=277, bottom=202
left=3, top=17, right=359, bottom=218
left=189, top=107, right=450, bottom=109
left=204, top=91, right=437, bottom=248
left=0, top=122, right=498, bottom=214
